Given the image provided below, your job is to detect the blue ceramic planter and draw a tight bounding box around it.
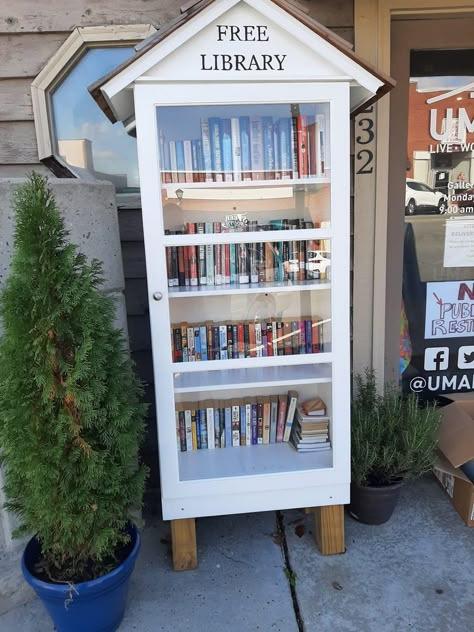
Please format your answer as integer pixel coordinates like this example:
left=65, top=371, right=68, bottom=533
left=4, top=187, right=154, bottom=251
left=21, top=525, right=140, bottom=632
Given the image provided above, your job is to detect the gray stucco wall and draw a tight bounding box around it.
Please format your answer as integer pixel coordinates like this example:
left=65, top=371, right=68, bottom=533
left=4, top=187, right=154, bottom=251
left=0, top=177, right=127, bottom=554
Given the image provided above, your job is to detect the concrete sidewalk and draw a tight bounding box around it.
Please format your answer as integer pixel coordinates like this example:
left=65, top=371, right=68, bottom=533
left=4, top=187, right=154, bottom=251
left=1, top=476, right=473, bottom=631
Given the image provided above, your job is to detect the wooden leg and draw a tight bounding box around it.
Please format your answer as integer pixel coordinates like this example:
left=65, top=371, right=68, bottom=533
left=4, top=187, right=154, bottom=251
left=171, top=518, right=197, bottom=571
left=311, top=505, right=345, bottom=555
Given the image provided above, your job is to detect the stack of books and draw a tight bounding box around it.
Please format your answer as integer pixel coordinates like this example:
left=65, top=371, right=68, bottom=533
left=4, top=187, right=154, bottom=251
left=171, top=318, right=324, bottom=362
left=176, top=390, right=299, bottom=451
left=290, top=398, right=331, bottom=452
left=159, top=113, right=327, bottom=184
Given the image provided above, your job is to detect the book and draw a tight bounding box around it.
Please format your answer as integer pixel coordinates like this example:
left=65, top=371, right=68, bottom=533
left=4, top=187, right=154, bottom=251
left=276, top=394, right=287, bottom=442
left=205, top=400, right=215, bottom=450
left=239, top=115, right=251, bottom=180
left=249, top=116, right=264, bottom=179
left=169, top=140, right=178, bottom=183
left=221, top=118, right=233, bottom=182
left=231, top=399, right=240, bottom=447
left=270, top=395, right=278, bottom=443
left=184, top=406, right=193, bottom=451
left=200, top=118, right=213, bottom=181
left=175, top=140, right=186, bottom=183
left=262, top=395, right=271, bottom=444
left=231, top=117, right=242, bottom=181
left=256, top=397, right=264, bottom=445
left=240, top=403, right=246, bottom=446
left=224, top=403, right=232, bottom=448
left=296, top=115, right=308, bottom=177
left=301, top=397, right=327, bottom=416
left=262, top=116, right=275, bottom=179
left=209, top=117, right=223, bottom=181
left=183, top=139, right=193, bottom=183
left=245, top=399, right=252, bottom=446
left=283, top=390, right=299, bottom=442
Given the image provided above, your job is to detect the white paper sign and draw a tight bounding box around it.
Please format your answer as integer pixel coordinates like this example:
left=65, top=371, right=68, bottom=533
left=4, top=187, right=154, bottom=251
left=444, top=219, right=474, bottom=267
left=425, top=280, right=474, bottom=339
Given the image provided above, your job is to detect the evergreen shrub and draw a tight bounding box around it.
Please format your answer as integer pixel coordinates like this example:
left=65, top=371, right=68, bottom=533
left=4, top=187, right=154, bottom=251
left=351, top=369, right=441, bottom=487
left=0, top=174, right=148, bottom=582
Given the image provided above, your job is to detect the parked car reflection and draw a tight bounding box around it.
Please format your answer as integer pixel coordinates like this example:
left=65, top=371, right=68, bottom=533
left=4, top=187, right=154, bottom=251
left=405, top=178, right=447, bottom=215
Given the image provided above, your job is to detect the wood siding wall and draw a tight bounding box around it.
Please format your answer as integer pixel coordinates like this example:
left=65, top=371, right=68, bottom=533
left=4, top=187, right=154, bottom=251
left=1, top=0, right=354, bottom=491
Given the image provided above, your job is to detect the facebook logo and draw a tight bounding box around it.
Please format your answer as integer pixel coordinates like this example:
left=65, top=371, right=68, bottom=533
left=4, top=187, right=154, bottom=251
left=424, top=347, right=449, bottom=371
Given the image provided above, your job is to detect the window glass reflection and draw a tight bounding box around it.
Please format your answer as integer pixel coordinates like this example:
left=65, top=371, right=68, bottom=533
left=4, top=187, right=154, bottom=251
left=52, top=47, right=138, bottom=193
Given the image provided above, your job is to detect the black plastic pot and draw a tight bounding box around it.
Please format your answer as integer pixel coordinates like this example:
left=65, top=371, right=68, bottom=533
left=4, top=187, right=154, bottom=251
left=349, top=481, right=403, bottom=525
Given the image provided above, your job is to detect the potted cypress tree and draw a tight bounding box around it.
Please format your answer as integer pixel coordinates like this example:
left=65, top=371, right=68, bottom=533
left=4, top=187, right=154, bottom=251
left=350, top=369, right=441, bottom=525
left=0, top=174, right=148, bottom=631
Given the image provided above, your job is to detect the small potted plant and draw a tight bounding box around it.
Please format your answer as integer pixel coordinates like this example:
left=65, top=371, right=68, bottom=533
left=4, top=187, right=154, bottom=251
left=350, top=369, right=441, bottom=524
left=0, top=174, right=148, bottom=631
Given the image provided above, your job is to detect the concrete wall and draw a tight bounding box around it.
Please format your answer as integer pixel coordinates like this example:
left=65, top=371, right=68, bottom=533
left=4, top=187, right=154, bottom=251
left=0, top=177, right=126, bottom=554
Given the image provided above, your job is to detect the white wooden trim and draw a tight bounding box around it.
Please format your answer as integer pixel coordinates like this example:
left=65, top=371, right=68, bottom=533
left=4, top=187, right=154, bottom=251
left=30, top=24, right=156, bottom=161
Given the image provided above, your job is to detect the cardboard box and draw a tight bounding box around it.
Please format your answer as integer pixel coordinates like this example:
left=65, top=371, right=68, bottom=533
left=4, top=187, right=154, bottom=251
left=433, top=394, right=474, bottom=527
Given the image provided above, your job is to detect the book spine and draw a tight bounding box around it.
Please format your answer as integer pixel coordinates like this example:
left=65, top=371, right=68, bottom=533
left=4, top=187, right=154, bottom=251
left=225, top=405, right=232, bottom=448
left=197, top=222, right=207, bottom=285
left=200, top=325, right=208, bottom=361
left=191, top=407, right=198, bottom=450
left=273, top=119, right=281, bottom=180
left=257, top=398, right=264, bottom=445
left=221, top=118, right=233, bottom=182
left=231, top=117, right=242, bottom=181
left=184, top=408, right=193, bottom=451
left=249, top=116, right=264, bottom=179
left=251, top=402, right=258, bottom=445
left=219, top=405, right=225, bottom=448
left=231, top=401, right=240, bottom=447
left=205, top=222, right=214, bottom=286
left=206, top=321, right=213, bottom=361
left=238, top=243, right=249, bottom=284
left=169, top=140, right=178, bottom=183
left=187, top=325, right=195, bottom=361
left=283, top=391, right=299, bottom=442
left=266, top=321, right=273, bottom=356
left=240, top=404, right=246, bottom=446
left=178, top=408, right=187, bottom=451
left=209, top=117, right=223, bottom=182
left=226, top=323, right=233, bottom=359
left=224, top=243, right=231, bottom=284
left=239, top=116, right=251, bottom=180
left=201, top=118, right=214, bottom=182
left=163, top=137, right=172, bottom=184
left=245, top=401, right=252, bottom=446
left=179, top=323, right=187, bottom=363
left=290, top=116, right=299, bottom=178
left=255, top=321, right=262, bottom=357
left=230, top=242, right=237, bottom=285
left=232, top=323, right=239, bottom=359
left=262, top=396, right=271, bottom=444
left=276, top=396, right=287, bottom=443
left=212, top=324, right=220, bottom=360
left=316, top=113, right=326, bottom=174
left=194, top=325, right=201, bottom=361
left=173, top=326, right=183, bottom=362
left=270, top=396, right=278, bottom=443
left=195, top=409, right=202, bottom=449
left=176, top=140, right=186, bottom=183
left=297, top=115, right=308, bottom=178
left=206, top=402, right=215, bottom=449
left=199, top=406, right=208, bottom=448
left=238, top=322, right=245, bottom=358
left=262, top=116, right=275, bottom=180
left=214, top=222, right=222, bottom=285
left=183, top=139, right=193, bottom=183
left=219, top=324, right=228, bottom=360
left=214, top=406, right=221, bottom=448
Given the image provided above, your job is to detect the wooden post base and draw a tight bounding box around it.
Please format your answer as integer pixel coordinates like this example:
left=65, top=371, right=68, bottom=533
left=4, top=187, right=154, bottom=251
left=309, top=505, right=345, bottom=555
left=171, top=518, right=197, bottom=571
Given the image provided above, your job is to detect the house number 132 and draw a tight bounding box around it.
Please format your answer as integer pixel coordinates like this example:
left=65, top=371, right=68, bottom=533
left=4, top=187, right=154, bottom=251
left=356, top=106, right=374, bottom=175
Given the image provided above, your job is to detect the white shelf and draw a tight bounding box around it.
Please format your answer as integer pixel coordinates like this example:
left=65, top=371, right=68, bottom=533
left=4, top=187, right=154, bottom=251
left=173, top=362, right=332, bottom=392
left=162, top=228, right=333, bottom=246
left=163, top=176, right=330, bottom=190
left=168, top=279, right=331, bottom=298
left=178, top=442, right=333, bottom=481
left=172, top=351, right=333, bottom=373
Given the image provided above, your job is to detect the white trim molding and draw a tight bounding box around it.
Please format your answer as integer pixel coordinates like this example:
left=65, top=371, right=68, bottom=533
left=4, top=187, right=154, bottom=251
left=31, top=24, right=156, bottom=162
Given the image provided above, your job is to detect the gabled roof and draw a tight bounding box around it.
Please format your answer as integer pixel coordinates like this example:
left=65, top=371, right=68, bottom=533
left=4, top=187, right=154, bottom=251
left=89, top=0, right=395, bottom=123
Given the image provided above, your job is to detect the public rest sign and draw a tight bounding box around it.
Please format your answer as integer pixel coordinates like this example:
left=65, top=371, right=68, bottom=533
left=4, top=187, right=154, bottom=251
left=425, top=281, right=474, bottom=339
